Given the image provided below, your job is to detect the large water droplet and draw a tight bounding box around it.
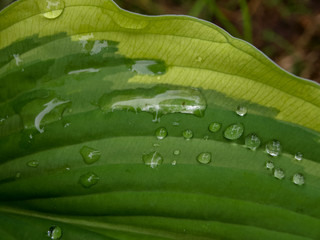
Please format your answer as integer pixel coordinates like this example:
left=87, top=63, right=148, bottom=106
left=266, top=140, right=282, bottom=157
left=208, top=122, right=221, bottom=133
left=80, top=146, right=101, bottom=164
left=292, top=173, right=305, bottom=186
left=79, top=172, right=99, bottom=188
left=265, top=161, right=274, bottom=170
left=142, top=151, right=163, bottom=168
left=47, top=225, right=62, bottom=239
left=41, top=0, right=65, bottom=19
left=98, top=86, right=206, bottom=122
left=182, top=129, right=193, bottom=140
left=294, top=152, right=303, bottom=161
left=245, top=133, right=261, bottom=151
left=236, top=105, right=247, bottom=116
left=155, top=127, right=168, bottom=140
left=223, top=123, right=244, bottom=140
left=274, top=168, right=285, bottom=180
left=27, top=160, right=39, bottom=168
left=173, top=149, right=181, bottom=156
left=197, top=152, right=212, bottom=164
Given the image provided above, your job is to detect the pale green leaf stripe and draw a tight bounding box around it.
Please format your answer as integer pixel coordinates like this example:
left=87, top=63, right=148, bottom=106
left=0, top=0, right=320, bottom=131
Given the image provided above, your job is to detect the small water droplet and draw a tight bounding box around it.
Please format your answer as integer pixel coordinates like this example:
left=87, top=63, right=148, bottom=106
left=274, top=168, right=285, bottom=180
left=245, top=133, right=261, bottom=151
left=47, top=226, right=62, bottom=239
left=208, top=122, right=221, bottom=133
left=172, top=121, right=180, bottom=126
left=79, top=172, right=99, bottom=188
left=142, top=151, right=163, bottom=168
left=64, top=123, right=71, bottom=128
left=171, top=160, right=177, bottom=166
left=80, top=146, right=101, bottom=164
left=236, top=105, right=247, bottom=116
left=203, top=135, right=209, bottom=140
left=41, top=0, right=65, bottom=19
left=223, top=123, right=244, bottom=140
left=0, top=118, right=5, bottom=125
left=27, top=160, right=39, bottom=168
left=153, top=143, right=160, bottom=147
left=182, top=129, right=193, bottom=140
left=15, top=172, right=21, bottom=179
left=155, top=127, right=168, bottom=140
left=195, top=56, right=203, bottom=63
left=294, top=152, right=303, bottom=161
left=265, top=161, right=274, bottom=170
left=173, top=149, right=181, bottom=156
left=266, top=140, right=282, bottom=157
left=292, top=173, right=305, bottom=186
left=197, top=152, right=212, bottom=164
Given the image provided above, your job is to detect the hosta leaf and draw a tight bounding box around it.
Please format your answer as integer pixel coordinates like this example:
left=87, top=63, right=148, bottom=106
left=0, top=0, right=320, bottom=239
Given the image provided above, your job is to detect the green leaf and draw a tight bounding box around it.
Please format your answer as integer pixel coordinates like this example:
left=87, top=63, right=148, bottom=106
left=0, top=0, right=320, bottom=239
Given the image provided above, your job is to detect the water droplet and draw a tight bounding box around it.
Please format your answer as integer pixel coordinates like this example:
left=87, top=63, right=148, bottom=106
left=90, top=40, right=108, bottom=55
left=153, top=143, right=160, bottom=147
left=47, top=226, right=62, bottom=239
left=142, top=151, right=163, bottom=168
left=79, top=172, right=99, bottom=188
left=265, top=161, right=274, bottom=170
left=245, top=133, right=261, bottom=151
left=208, top=122, right=221, bottom=133
left=197, top=152, right=212, bottom=164
left=34, top=98, right=70, bottom=133
left=236, top=105, right=247, bottom=116
left=173, top=149, right=181, bottom=156
left=0, top=118, right=5, bottom=125
left=13, top=53, right=22, bottom=66
left=223, top=123, right=244, bottom=140
left=292, top=173, right=305, bottom=186
left=15, top=172, right=21, bottom=179
left=68, top=68, right=100, bottom=75
left=27, top=160, right=39, bottom=168
left=294, top=152, right=303, bottom=161
left=41, top=0, right=65, bottom=19
left=203, top=135, right=209, bottom=140
left=80, top=146, right=101, bottom=164
left=195, top=56, right=203, bottom=63
left=130, top=60, right=166, bottom=76
left=64, top=122, right=71, bottom=128
left=98, top=86, right=207, bottom=122
left=266, top=140, right=282, bottom=157
left=172, top=121, right=180, bottom=126
left=155, top=127, right=168, bottom=140
left=274, top=168, right=285, bottom=180
left=171, top=160, right=177, bottom=166
left=182, top=129, right=193, bottom=140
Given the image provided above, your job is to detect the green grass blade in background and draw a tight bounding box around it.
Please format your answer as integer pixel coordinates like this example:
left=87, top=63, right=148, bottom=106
left=0, top=0, right=320, bottom=239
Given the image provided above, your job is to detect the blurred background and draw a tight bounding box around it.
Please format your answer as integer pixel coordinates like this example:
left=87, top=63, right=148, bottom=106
left=1, top=0, right=319, bottom=83
left=115, top=0, right=320, bottom=83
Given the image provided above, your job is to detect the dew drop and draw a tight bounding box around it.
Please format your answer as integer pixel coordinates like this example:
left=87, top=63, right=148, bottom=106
left=266, top=140, right=282, bottom=157
left=171, top=160, right=177, bottom=166
left=292, top=173, right=305, bottom=186
left=0, top=118, right=5, bottom=125
left=47, top=226, right=62, bottom=240
left=236, top=105, right=247, bottom=116
left=64, top=123, right=71, bottom=128
left=15, top=172, right=21, bottom=179
left=294, top=152, right=303, bottom=161
left=142, top=151, right=163, bottom=168
left=208, top=122, right=221, bottom=133
left=274, top=168, right=285, bottom=180
left=203, top=135, right=209, bottom=140
left=27, top=160, right=39, bottom=168
left=153, top=143, right=160, bottom=147
left=195, top=56, right=203, bottom=63
left=223, top=123, right=244, bottom=140
left=80, top=146, right=101, bottom=164
left=79, top=172, right=99, bottom=188
left=173, top=149, right=181, bottom=156
left=41, top=0, right=65, bottom=19
left=265, top=161, right=274, bottom=170
left=155, top=127, right=168, bottom=140
left=245, top=133, right=261, bottom=151
left=182, top=129, right=193, bottom=140
left=197, top=152, right=212, bottom=164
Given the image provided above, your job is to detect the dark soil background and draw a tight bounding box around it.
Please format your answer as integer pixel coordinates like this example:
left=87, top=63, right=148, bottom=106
left=115, top=0, right=320, bottom=83
left=1, top=0, right=319, bottom=83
